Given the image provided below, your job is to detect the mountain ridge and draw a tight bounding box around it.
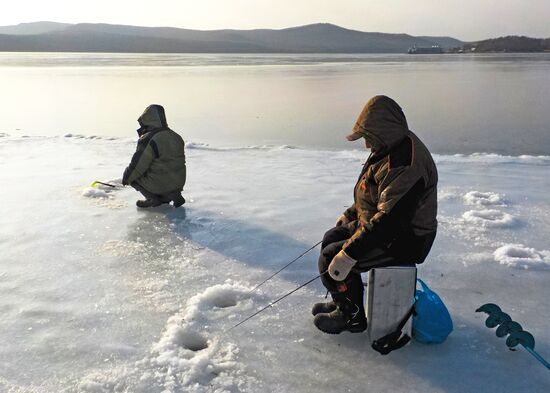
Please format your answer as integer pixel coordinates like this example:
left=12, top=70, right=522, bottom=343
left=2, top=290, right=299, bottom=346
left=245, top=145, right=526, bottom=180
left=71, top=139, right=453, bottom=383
left=0, top=21, right=464, bottom=53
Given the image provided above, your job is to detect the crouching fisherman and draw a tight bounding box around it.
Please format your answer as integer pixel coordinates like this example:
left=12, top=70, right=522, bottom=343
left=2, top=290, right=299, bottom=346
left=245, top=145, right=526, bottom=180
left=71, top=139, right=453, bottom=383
left=314, top=95, right=438, bottom=334
left=122, top=104, right=187, bottom=208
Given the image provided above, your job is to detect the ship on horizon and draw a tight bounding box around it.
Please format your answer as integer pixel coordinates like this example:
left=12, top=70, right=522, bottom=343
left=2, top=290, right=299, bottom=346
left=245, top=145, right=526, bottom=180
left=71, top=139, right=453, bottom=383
left=407, top=45, right=444, bottom=54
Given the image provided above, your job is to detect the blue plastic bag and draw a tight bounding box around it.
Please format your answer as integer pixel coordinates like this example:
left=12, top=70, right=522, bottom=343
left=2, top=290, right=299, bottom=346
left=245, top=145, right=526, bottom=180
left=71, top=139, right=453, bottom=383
left=413, top=278, right=453, bottom=344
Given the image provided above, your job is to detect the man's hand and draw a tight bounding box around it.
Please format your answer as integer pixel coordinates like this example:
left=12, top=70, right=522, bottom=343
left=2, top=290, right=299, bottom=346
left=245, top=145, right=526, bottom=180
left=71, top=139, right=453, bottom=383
left=328, top=250, right=357, bottom=281
left=335, top=214, right=349, bottom=227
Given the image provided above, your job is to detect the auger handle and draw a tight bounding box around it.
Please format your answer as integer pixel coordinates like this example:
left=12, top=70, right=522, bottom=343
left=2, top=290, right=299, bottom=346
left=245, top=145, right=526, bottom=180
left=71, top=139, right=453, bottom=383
left=523, top=346, right=550, bottom=370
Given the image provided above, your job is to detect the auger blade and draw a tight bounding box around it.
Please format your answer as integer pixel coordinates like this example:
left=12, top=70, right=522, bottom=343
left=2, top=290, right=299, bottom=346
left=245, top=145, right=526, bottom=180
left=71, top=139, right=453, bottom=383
left=496, top=321, right=523, bottom=338
left=485, top=312, right=512, bottom=328
left=476, top=303, right=502, bottom=314
left=507, top=331, right=535, bottom=350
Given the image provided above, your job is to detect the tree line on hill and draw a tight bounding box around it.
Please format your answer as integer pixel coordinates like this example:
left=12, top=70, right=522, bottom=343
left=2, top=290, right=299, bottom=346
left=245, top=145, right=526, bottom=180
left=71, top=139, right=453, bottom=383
left=449, top=36, right=550, bottom=53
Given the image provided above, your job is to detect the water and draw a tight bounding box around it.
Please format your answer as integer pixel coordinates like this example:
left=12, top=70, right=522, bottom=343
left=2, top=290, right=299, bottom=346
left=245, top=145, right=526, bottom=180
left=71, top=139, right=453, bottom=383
left=0, top=52, right=549, bottom=154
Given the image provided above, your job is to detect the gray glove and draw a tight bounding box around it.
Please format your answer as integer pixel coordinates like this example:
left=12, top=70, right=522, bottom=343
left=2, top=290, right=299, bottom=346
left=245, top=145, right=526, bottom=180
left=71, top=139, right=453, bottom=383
left=328, top=250, right=357, bottom=281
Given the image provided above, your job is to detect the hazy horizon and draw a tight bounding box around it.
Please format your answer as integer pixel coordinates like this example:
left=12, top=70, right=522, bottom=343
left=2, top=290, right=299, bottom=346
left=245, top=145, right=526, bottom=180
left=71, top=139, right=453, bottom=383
left=1, top=0, right=549, bottom=42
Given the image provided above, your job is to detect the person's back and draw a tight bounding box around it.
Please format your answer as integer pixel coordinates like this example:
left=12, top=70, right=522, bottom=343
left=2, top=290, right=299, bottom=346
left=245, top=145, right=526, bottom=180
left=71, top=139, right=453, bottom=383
left=122, top=104, right=186, bottom=208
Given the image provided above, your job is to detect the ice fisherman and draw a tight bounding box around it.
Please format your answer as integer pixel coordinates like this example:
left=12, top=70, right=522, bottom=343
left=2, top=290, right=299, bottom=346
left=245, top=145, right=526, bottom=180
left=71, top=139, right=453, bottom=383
left=122, top=104, right=187, bottom=208
left=313, top=95, right=438, bottom=334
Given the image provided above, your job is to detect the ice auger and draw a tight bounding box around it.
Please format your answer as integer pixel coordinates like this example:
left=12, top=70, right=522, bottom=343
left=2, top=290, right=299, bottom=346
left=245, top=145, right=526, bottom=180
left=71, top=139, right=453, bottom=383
left=476, top=303, right=549, bottom=370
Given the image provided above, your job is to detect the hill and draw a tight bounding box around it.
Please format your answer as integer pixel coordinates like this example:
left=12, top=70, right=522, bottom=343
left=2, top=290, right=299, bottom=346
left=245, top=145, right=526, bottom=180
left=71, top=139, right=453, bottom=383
left=0, top=21, right=71, bottom=35
left=450, top=35, right=550, bottom=53
left=0, top=22, right=463, bottom=53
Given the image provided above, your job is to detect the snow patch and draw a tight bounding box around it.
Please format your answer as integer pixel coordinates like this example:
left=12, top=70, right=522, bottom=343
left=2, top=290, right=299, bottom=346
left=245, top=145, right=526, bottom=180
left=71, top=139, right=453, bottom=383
left=186, top=141, right=298, bottom=152
left=435, top=153, right=550, bottom=165
left=494, top=244, right=550, bottom=270
left=77, top=282, right=259, bottom=392
left=183, top=282, right=254, bottom=321
left=462, top=209, right=517, bottom=228
left=81, top=181, right=125, bottom=208
left=438, top=188, right=460, bottom=202
left=463, top=191, right=505, bottom=206
left=82, top=187, right=110, bottom=199
left=64, top=133, right=103, bottom=139
left=138, top=282, right=258, bottom=392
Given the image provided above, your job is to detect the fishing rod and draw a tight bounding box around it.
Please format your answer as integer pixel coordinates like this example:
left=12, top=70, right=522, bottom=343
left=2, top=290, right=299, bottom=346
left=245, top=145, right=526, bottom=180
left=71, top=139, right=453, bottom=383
left=248, top=240, right=322, bottom=295
left=227, top=272, right=324, bottom=332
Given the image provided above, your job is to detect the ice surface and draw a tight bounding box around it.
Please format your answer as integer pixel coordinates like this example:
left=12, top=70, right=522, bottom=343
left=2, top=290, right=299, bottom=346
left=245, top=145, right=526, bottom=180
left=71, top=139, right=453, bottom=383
left=1, top=136, right=549, bottom=392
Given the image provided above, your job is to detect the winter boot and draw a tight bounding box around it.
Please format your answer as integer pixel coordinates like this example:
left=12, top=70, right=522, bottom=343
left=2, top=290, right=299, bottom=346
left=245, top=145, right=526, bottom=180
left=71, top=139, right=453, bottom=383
left=136, top=199, right=163, bottom=208
left=313, top=299, right=367, bottom=334
left=172, top=193, right=186, bottom=208
left=311, top=301, right=337, bottom=316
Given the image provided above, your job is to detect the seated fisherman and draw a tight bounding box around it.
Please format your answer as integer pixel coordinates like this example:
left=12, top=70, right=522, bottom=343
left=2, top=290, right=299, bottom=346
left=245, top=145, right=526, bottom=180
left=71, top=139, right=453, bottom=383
left=313, top=95, right=438, bottom=334
left=122, top=104, right=186, bottom=208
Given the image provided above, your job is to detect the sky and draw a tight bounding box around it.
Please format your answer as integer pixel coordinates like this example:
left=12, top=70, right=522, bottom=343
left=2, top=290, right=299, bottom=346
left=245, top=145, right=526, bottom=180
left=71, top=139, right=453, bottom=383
left=1, top=0, right=549, bottom=41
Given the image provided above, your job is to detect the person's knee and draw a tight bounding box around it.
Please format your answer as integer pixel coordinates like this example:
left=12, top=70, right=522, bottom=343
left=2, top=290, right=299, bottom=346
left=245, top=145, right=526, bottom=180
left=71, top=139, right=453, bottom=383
left=322, top=227, right=336, bottom=245
left=318, top=242, right=343, bottom=273
left=318, top=252, right=329, bottom=274
left=322, top=226, right=350, bottom=246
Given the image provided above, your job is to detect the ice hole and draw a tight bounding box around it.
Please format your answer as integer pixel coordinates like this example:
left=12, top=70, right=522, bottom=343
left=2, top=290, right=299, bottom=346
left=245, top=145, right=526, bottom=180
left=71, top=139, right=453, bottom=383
left=175, top=330, right=209, bottom=352
left=213, top=296, right=238, bottom=308
left=505, top=248, right=535, bottom=259
left=207, top=289, right=239, bottom=308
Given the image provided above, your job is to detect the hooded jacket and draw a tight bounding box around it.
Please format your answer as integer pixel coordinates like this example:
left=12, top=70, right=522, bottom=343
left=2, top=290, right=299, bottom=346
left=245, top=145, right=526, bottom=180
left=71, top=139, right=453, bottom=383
left=342, top=96, right=438, bottom=263
left=122, top=105, right=186, bottom=194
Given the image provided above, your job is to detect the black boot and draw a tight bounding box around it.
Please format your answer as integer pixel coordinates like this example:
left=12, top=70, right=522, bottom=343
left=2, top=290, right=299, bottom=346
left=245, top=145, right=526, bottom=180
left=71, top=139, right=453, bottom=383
left=311, top=301, right=337, bottom=316
left=313, top=298, right=367, bottom=334
left=136, top=199, right=163, bottom=208
left=172, top=193, right=186, bottom=208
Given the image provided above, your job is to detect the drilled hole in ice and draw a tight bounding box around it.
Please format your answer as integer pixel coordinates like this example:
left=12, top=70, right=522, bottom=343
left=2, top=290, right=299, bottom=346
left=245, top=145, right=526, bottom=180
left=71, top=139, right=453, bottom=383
left=505, top=248, right=535, bottom=259
left=175, top=330, right=209, bottom=352
left=209, top=290, right=239, bottom=308
left=213, top=296, right=238, bottom=308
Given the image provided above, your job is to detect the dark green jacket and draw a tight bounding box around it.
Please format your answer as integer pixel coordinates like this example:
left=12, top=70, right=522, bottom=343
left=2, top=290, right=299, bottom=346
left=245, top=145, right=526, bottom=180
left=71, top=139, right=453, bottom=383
left=342, top=96, right=438, bottom=262
left=122, top=105, right=186, bottom=194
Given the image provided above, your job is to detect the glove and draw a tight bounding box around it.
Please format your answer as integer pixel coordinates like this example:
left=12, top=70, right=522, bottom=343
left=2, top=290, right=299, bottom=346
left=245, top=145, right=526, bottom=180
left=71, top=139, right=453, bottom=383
left=328, top=250, right=357, bottom=281
left=335, top=214, right=349, bottom=227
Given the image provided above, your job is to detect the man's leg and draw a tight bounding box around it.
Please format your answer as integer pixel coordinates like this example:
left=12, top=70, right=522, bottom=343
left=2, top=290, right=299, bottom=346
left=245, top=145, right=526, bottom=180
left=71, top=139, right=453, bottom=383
left=317, top=225, right=357, bottom=293
left=312, top=225, right=355, bottom=315
left=315, top=237, right=367, bottom=333
left=315, top=239, right=406, bottom=334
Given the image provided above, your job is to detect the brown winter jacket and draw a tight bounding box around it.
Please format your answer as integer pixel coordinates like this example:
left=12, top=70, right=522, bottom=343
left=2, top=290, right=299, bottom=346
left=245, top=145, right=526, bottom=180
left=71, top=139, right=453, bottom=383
left=342, top=96, right=438, bottom=263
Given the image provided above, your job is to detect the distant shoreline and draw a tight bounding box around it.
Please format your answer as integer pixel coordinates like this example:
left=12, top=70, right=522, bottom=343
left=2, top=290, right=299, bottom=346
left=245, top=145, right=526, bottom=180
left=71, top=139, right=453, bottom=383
left=1, top=22, right=547, bottom=54
left=1, top=51, right=550, bottom=56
